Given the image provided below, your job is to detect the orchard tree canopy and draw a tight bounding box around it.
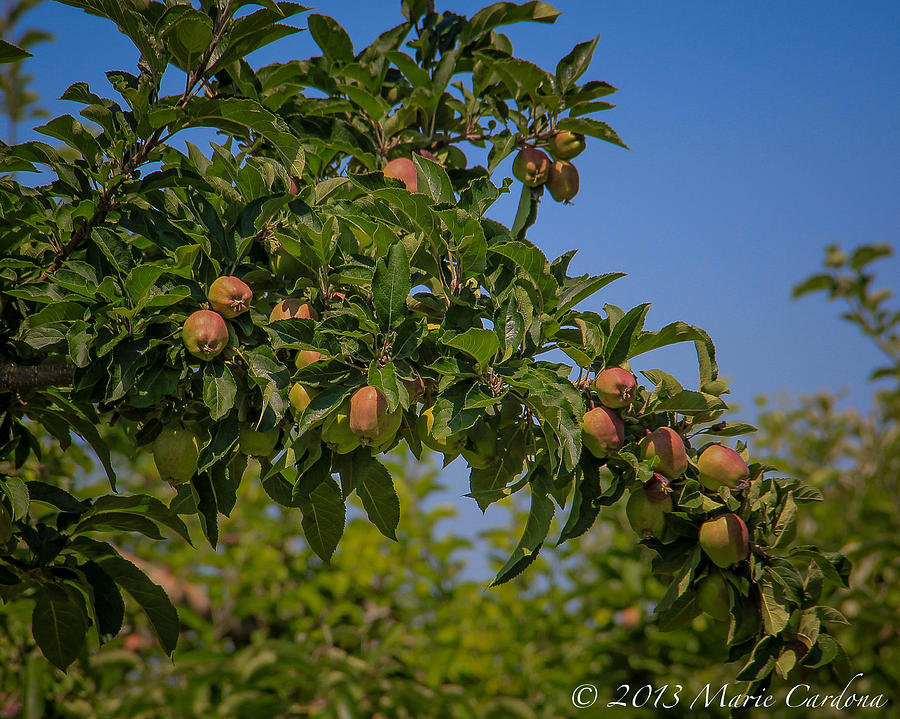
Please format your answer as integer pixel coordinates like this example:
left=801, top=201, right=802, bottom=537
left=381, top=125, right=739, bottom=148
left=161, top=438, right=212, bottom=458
left=0, top=0, right=850, bottom=687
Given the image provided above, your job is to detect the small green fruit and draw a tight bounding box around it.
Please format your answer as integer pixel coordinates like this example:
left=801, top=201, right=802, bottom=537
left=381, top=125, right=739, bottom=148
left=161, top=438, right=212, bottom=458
left=295, top=350, right=324, bottom=370
left=512, top=147, right=551, bottom=187
left=182, top=310, right=228, bottom=361
left=546, top=160, right=580, bottom=203
left=581, top=407, right=624, bottom=458
left=546, top=130, right=586, bottom=160
left=595, top=367, right=637, bottom=409
left=272, top=251, right=303, bottom=280
left=640, top=427, right=688, bottom=479
left=418, top=406, right=464, bottom=455
left=152, top=426, right=199, bottom=483
left=699, top=513, right=750, bottom=568
left=289, top=383, right=315, bottom=413
left=322, top=407, right=361, bottom=454
left=208, top=276, right=252, bottom=318
left=238, top=426, right=279, bottom=457
left=698, top=444, right=750, bottom=491
left=696, top=573, right=732, bottom=621
left=626, top=486, right=672, bottom=538
left=349, top=386, right=401, bottom=447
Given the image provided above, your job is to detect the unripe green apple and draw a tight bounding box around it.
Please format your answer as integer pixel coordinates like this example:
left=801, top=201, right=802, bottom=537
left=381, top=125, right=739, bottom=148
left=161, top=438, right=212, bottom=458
left=626, top=486, right=671, bottom=538
left=349, top=386, right=401, bottom=446
left=289, top=383, right=316, bottom=413
left=512, top=147, right=551, bottom=187
left=699, top=513, right=750, bottom=568
left=696, top=573, right=732, bottom=621
left=595, top=367, right=637, bottom=409
left=383, top=157, right=417, bottom=192
left=697, top=444, right=750, bottom=491
left=269, top=299, right=317, bottom=323
left=640, top=427, right=688, bottom=479
left=434, top=145, right=467, bottom=169
left=208, top=276, right=252, bottom=318
left=546, top=130, right=586, bottom=160
left=152, top=426, right=199, bottom=483
left=418, top=405, right=464, bottom=455
left=182, top=310, right=229, bottom=361
left=238, top=426, right=279, bottom=457
left=402, top=374, right=425, bottom=404
left=322, top=406, right=361, bottom=454
left=581, top=406, right=625, bottom=458
left=271, top=251, right=303, bottom=280
left=295, top=350, right=324, bottom=370
left=546, top=160, right=580, bottom=203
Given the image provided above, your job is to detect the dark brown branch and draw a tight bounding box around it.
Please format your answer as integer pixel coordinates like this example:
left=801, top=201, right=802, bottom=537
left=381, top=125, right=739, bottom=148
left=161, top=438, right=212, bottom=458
left=0, top=363, right=75, bottom=391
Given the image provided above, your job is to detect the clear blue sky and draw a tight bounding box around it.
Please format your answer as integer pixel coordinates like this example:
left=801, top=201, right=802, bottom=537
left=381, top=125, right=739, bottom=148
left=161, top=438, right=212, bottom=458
left=12, top=0, right=899, bottom=579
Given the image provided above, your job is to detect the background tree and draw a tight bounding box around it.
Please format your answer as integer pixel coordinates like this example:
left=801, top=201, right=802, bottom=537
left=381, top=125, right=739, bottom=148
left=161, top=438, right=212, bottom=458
left=0, top=0, right=52, bottom=144
left=0, top=0, right=850, bottom=700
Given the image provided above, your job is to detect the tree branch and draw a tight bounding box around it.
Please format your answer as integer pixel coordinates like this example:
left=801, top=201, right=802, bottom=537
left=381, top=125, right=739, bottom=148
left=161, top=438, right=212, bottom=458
left=0, top=363, right=75, bottom=391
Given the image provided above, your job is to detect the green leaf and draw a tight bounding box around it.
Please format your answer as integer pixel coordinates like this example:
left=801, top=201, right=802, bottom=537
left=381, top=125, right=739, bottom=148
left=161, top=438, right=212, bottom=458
left=556, top=272, right=625, bottom=317
left=191, top=472, right=219, bottom=548
left=759, top=578, right=791, bottom=635
left=772, top=492, right=797, bottom=548
left=605, top=303, right=650, bottom=366
left=459, top=1, right=560, bottom=47
left=736, top=636, right=779, bottom=682
left=74, top=512, right=165, bottom=540
left=186, top=98, right=304, bottom=177
left=79, top=561, right=125, bottom=641
left=25, top=482, right=90, bottom=515
left=412, top=153, right=455, bottom=204
left=88, top=494, right=192, bottom=545
left=628, top=321, right=710, bottom=359
left=490, top=484, right=554, bottom=586
left=307, top=14, right=354, bottom=63
left=655, top=390, right=727, bottom=414
left=203, top=362, right=237, bottom=421
left=0, top=477, right=30, bottom=521
left=32, top=585, right=88, bottom=671
left=0, top=39, right=32, bottom=63
left=299, top=477, right=346, bottom=561
left=372, top=240, right=411, bottom=331
left=556, top=34, right=599, bottom=92
left=849, top=243, right=892, bottom=270
left=443, top=328, right=500, bottom=369
left=356, top=457, right=401, bottom=540
left=557, top=116, right=628, bottom=149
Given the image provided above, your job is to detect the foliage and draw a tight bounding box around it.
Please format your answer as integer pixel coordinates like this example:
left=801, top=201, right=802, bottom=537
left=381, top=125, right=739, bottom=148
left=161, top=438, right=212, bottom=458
left=755, top=243, right=900, bottom=702
left=0, top=0, right=848, bottom=688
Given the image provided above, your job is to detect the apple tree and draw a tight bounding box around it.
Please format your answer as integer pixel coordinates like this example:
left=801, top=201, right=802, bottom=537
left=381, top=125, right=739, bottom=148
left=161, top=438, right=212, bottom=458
left=0, top=0, right=851, bottom=688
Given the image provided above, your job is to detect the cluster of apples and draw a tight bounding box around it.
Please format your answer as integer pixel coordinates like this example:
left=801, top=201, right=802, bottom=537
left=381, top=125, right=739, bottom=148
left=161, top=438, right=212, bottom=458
left=580, top=367, right=753, bottom=566
left=181, top=276, right=253, bottom=361
left=512, top=130, right=584, bottom=203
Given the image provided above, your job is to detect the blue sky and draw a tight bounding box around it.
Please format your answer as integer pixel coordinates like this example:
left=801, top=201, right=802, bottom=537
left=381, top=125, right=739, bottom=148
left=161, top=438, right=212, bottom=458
left=11, top=0, right=899, bottom=578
